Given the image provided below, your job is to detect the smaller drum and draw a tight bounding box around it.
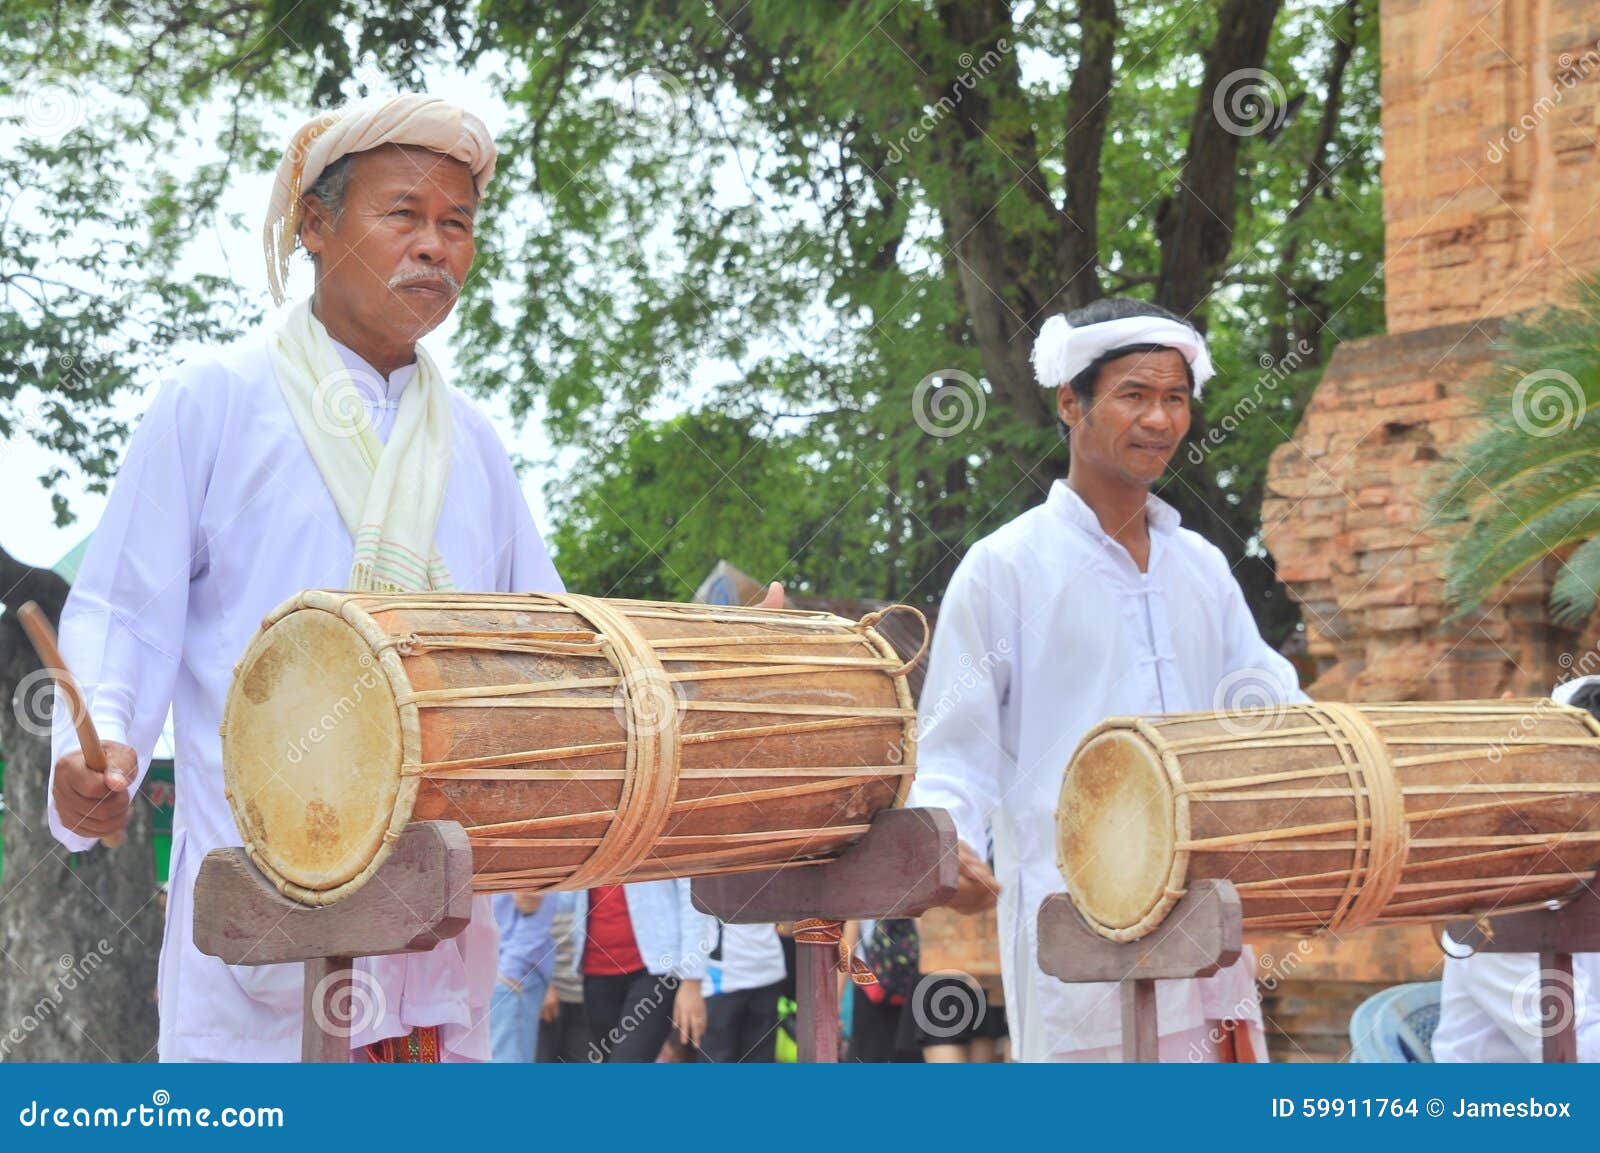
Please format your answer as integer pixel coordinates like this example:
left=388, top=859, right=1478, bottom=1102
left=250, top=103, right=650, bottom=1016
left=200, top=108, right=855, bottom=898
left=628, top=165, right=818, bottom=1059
left=1058, top=700, right=1600, bottom=941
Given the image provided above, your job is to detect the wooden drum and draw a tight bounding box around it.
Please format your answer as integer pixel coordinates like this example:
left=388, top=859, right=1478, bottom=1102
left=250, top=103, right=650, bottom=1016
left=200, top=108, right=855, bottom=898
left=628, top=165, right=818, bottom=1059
left=1057, top=700, right=1600, bottom=941
left=222, top=590, right=923, bottom=905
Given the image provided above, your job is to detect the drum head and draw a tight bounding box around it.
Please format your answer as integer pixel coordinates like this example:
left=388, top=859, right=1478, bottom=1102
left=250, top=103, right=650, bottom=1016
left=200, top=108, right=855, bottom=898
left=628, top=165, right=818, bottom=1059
left=222, top=607, right=402, bottom=895
left=1057, top=729, right=1178, bottom=938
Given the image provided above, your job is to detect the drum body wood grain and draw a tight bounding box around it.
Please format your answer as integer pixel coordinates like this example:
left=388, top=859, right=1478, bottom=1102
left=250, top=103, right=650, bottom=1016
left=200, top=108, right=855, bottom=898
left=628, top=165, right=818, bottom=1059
left=222, top=591, right=919, bottom=905
left=1057, top=700, right=1600, bottom=941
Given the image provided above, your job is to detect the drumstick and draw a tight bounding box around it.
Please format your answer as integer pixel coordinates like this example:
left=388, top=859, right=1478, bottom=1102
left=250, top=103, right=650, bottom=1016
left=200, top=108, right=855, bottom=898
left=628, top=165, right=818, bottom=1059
left=16, top=602, right=125, bottom=849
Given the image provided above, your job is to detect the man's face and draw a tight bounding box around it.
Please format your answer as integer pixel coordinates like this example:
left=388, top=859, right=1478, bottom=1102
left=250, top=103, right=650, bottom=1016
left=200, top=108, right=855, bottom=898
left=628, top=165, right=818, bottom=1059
left=1058, top=348, right=1193, bottom=488
left=300, top=143, right=478, bottom=346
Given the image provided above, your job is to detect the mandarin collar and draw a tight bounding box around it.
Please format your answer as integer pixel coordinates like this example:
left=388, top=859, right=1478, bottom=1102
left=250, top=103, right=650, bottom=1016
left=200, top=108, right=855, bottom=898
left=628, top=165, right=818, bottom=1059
left=1045, top=479, right=1181, bottom=541
left=329, top=336, right=417, bottom=403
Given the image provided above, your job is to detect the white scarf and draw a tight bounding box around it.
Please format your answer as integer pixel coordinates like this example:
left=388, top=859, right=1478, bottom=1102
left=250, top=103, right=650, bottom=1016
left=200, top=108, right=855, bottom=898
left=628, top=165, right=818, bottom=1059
left=1032, top=314, right=1216, bottom=398
left=269, top=300, right=454, bottom=592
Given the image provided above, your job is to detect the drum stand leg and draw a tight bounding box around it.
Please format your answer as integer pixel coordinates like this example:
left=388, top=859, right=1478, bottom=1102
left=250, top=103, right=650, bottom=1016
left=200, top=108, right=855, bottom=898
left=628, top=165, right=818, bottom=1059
left=693, top=808, right=960, bottom=1064
left=795, top=938, right=841, bottom=1064
left=1444, top=883, right=1600, bottom=1064
left=1037, top=880, right=1244, bottom=1063
left=192, top=821, right=476, bottom=1063
left=303, top=956, right=357, bottom=1063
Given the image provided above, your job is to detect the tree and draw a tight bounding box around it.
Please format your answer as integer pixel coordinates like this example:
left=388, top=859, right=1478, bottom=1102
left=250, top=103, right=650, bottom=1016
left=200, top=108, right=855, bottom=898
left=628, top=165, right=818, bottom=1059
left=1433, top=279, right=1600, bottom=627
left=0, top=545, right=161, bottom=1061
left=3, top=0, right=1385, bottom=628
left=458, top=0, right=1385, bottom=632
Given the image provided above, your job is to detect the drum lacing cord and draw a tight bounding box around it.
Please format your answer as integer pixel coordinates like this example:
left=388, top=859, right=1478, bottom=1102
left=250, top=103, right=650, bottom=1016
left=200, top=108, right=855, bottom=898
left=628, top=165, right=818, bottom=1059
left=853, top=605, right=931, bottom=678
left=793, top=918, right=878, bottom=988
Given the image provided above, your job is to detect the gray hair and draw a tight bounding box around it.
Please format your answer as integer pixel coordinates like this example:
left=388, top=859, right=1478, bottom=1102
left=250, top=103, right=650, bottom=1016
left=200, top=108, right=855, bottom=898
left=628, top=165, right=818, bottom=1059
left=304, top=153, right=355, bottom=226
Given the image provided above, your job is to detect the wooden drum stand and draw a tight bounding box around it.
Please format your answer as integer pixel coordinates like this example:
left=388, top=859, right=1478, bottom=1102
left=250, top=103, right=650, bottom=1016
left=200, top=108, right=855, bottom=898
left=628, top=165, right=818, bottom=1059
left=1037, top=878, right=1598, bottom=1063
left=192, top=810, right=957, bottom=1063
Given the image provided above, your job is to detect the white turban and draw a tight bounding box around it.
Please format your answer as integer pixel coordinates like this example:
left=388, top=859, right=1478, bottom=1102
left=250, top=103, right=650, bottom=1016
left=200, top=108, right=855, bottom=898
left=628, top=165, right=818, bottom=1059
left=1031, top=312, right=1215, bottom=399
left=264, top=93, right=498, bottom=304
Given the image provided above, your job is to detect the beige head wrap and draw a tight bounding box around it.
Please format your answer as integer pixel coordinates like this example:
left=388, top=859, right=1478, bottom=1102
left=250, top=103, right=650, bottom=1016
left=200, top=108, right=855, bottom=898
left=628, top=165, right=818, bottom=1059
left=263, top=93, right=497, bottom=304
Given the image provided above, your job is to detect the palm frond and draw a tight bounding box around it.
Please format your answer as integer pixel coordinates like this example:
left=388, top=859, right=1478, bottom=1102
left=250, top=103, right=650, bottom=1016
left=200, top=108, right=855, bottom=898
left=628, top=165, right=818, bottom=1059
left=1553, top=536, right=1600, bottom=626
left=1435, top=274, right=1600, bottom=621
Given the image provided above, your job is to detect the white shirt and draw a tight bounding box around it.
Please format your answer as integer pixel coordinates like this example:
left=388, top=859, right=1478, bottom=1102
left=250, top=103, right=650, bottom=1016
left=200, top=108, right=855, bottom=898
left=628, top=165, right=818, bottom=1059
left=907, top=480, right=1306, bottom=1060
left=702, top=922, right=787, bottom=997
left=48, top=326, right=562, bottom=1062
left=1433, top=935, right=1600, bottom=1062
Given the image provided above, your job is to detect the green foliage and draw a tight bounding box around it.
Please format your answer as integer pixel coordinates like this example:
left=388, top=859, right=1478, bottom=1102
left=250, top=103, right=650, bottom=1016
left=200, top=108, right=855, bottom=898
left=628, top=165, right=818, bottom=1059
left=0, top=0, right=454, bottom=520
left=1433, top=277, right=1600, bottom=625
left=459, top=0, right=1385, bottom=616
left=3, top=1, right=1385, bottom=629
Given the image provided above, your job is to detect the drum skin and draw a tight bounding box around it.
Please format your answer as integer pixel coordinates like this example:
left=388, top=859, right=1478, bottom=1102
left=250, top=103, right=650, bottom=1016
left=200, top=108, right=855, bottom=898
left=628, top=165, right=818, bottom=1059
left=1058, top=700, right=1600, bottom=941
left=222, top=590, right=920, bottom=905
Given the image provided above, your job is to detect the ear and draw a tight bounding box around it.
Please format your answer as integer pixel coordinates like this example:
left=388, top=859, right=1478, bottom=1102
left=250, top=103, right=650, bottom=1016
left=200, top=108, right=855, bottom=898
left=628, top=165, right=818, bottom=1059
left=299, top=195, right=332, bottom=257
left=1057, top=383, right=1085, bottom=431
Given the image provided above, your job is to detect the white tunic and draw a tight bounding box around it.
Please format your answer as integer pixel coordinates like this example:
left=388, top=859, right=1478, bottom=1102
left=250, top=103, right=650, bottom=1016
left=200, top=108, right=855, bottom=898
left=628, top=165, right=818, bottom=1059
left=1433, top=935, right=1600, bottom=1062
left=907, top=480, right=1306, bottom=1060
left=47, top=325, right=562, bottom=1062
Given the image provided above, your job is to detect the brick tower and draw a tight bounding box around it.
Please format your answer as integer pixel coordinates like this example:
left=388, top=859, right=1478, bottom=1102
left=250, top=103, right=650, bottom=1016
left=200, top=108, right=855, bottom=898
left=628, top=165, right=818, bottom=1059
left=1263, top=0, right=1600, bottom=702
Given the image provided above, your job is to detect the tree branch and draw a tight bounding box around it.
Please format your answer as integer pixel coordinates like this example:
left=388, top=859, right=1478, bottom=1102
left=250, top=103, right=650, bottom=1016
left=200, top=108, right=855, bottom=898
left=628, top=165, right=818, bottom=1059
left=1154, top=0, right=1285, bottom=322
left=1060, top=0, right=1120, bottom=310
left=1269, top=0, right=1362, bottom=363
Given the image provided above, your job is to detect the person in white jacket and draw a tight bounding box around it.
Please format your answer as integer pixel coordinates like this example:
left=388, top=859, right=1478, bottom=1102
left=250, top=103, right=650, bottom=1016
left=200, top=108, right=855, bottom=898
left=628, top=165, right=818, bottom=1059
left=45, top=94, right=558, bottom=1063
left=909, top=297, right=1307, bottom=1062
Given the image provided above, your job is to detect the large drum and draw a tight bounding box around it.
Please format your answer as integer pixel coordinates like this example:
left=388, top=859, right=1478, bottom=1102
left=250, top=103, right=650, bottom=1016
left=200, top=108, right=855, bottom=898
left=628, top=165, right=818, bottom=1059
left=222, top=590, right=922, bottom=905
left=1057, top=700, right=1600, bottom=941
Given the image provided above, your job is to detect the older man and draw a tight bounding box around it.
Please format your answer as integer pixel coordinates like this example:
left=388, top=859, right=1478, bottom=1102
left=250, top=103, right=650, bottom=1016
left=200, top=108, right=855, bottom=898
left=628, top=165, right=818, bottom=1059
left=46, top=94, right=560, bottom=1062
left=909, top=297, right=1308, bottom=1061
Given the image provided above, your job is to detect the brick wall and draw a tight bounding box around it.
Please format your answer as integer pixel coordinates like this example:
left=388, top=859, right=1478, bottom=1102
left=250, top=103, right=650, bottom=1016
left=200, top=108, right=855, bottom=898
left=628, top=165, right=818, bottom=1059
left=1261, top=319, right=1590, bottom=701
left=1383, top=0, right=1600, bottom=333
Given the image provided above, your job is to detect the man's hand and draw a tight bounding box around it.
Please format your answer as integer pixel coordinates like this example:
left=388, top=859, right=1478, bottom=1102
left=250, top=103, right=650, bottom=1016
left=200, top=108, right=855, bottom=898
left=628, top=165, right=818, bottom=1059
left=511, top=891, right=543, bottom=915
left=51, top=741, right=137, bottom=841
left=672, top=980, right=707, bottom=1048
left=947, top=840, right=1000, bottom=914
left=758, top=581, right=785, bottom=609
left=540, top=984, right=560, bottom=1024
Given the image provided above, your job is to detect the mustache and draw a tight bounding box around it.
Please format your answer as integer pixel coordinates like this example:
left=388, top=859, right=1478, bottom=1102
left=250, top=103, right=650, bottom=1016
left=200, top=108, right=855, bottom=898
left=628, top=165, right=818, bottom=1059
left=388, top=268, right=462, bottom=294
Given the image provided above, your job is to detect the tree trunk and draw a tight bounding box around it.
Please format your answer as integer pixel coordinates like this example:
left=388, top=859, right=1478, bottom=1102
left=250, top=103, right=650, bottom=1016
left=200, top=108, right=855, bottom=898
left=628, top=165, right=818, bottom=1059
left=1154, top=0, right=1285, bottom=320
left=0, top=544, right=160, bottom=1062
